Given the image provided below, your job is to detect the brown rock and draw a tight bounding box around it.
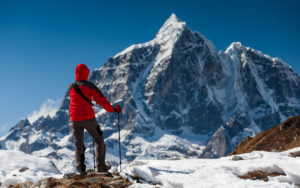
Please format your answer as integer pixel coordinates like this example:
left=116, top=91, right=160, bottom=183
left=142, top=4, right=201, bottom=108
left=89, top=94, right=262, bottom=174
left=19, top=167, right=29, bottom=173
left=238, top=170, right=285, bottom=182
left=62, top=173, right=77, bottom=180
left=66, top=181, right=88, bottom=187
left=84, top=177, right=103, bottom=184
left=290, top=151, right=300, bottom=157
left=13, top=170, right=132, bottom=188
left=231, top=156, right=244, bottom=161
left=13, top=181, right=33, bottom=188
left=31, top=177, right=63, bottom=188
left=109, top=179, right=127, bottom=187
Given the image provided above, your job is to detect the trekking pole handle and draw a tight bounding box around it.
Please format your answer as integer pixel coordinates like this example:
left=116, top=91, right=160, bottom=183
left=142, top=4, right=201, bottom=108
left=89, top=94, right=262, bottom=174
left=115, top=104, right=121, bottom=114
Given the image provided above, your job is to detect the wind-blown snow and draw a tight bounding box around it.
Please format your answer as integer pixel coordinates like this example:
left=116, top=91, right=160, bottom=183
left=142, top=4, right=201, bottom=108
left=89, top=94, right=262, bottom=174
left=27, top=99, right=61, bottom=124
left=124, top=147, right=300, bottom=188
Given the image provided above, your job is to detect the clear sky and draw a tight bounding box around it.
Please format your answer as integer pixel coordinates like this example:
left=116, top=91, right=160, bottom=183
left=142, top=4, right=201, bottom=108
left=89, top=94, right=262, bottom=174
left=0, top=0, right=299, bottom=136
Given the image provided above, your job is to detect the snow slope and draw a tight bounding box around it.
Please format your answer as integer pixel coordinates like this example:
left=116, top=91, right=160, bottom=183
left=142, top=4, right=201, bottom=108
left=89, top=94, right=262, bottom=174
left=1, top=148, right=300, bottom=187
left=0, top=150, right=63, bottom=187
left=124, top=147, right=300, bottom=188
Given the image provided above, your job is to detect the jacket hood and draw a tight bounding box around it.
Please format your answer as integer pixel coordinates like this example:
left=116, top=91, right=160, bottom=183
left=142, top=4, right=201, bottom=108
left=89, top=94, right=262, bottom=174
left=75, top=64, right=90, bottom=81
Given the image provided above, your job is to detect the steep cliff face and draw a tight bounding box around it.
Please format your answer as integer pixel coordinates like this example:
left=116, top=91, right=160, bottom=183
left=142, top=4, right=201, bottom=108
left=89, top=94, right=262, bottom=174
left=1, top=14, right=300, bottom=170
left=201, top=42, right=300, bottom=157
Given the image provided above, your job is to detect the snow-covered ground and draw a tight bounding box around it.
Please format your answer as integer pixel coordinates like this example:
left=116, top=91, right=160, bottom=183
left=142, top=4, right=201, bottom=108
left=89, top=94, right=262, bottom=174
left=123, top=147, right=300, bottom=188
left=1, top=148, right=300, bottom=188
left=0, top=150, right=63, bottom=188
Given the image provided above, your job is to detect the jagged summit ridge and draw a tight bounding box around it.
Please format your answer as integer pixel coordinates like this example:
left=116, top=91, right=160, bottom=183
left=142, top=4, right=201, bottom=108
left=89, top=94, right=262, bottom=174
left=113, top=13, right=188, bottom=58
left=224, top=41, right=289, bottom=69
left=155, top=13, right=186, bottom=43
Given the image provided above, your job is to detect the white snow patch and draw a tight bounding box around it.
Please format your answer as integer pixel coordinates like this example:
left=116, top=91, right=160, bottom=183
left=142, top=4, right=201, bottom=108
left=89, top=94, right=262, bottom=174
left=124, top=147, right=300, bottom=188
left=4, top=137, right=27, bottom=150
left=53, top=134, right=72, bottom=147
left=0, top=150, right=62, bottom=187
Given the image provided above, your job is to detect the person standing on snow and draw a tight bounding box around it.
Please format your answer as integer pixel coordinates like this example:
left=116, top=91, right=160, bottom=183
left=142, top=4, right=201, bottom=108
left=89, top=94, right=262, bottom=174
left=68, top=64, right=121, bottom=175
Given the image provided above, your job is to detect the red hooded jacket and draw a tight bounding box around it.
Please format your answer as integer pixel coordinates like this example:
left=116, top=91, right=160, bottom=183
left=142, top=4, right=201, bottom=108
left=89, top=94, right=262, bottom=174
left=68, top=64, right=115, bottom=122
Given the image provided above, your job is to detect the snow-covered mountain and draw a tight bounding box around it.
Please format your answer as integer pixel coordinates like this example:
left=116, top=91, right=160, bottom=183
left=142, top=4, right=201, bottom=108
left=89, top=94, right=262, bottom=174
left=1, top=13, right=300, bottom=171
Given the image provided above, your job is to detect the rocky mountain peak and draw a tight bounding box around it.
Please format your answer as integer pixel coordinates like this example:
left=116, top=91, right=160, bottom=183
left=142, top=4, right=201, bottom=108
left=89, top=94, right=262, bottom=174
left=14, top=119, right=31, bottom=130
left=154, top=13, right=187, bottom=44
left=224, top=41, right=244, bottom=55
left=225, top=41, right=284, bottom=66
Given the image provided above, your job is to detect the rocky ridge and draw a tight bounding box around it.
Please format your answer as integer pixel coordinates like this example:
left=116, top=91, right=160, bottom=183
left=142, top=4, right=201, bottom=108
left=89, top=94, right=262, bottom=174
left=11, top=171, right=131, bottom=188
left=230, top=115, right=300, bottom=155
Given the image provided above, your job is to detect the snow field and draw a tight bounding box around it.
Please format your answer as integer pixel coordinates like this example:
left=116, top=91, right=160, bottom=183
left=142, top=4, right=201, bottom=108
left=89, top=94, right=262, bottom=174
left=0, top=150, right=63, bottom=187
left=124, top=147, right=300, bottom=188
left=1, top=147, right=300, bottom=188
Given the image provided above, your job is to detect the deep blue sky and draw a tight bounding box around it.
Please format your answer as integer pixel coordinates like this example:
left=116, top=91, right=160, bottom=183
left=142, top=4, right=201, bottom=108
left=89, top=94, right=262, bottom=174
left=0, top=0, right=299, bottom=136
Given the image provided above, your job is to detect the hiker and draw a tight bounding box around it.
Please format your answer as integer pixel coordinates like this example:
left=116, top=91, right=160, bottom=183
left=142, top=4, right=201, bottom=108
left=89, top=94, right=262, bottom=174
left=68, top=64, right=121, bottom=175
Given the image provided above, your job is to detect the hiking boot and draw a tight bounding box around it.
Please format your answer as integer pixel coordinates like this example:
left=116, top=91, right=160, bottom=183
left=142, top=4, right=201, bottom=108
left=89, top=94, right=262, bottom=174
left=97, top=164, right=111, bottom=173
left=79, top=170, right=87, bottom=176
left=105, top=164, right=111, bottom=170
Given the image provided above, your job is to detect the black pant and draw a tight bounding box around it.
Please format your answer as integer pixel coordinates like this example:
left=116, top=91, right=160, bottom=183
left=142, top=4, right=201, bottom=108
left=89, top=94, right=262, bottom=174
left=71, top=118, right=106, bottom=172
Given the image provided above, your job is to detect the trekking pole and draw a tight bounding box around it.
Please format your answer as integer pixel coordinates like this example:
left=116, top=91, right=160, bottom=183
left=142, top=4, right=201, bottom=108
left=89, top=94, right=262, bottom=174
left=117, top=110, right=122, bottom=172
left=93, top=141, right=95, bottom=171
